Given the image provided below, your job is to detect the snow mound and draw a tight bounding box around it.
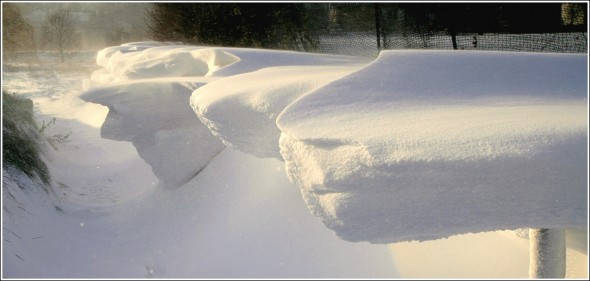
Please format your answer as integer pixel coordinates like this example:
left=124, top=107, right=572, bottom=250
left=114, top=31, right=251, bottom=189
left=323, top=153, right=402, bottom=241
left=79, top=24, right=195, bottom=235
left=96, top=41, right=173, bottom=67
left=87, top=44, right=240, bottom=89
left=83, top=44, right=370, bottom=185
left=80, top=80, right=225, bottom=188
left=276, top=50, right=588, bottom=243
left=208, top=47, right=371, bottom=77
left=191, top=64, right=366, bottom=159
left=82, top=44, right=587, bottom=244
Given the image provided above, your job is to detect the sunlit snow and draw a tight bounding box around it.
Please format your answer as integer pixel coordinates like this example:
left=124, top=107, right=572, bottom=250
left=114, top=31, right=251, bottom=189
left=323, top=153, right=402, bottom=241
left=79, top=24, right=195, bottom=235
left=2, top=42, right=587, bottom=278
left=276, top=50, right=587, bottom=243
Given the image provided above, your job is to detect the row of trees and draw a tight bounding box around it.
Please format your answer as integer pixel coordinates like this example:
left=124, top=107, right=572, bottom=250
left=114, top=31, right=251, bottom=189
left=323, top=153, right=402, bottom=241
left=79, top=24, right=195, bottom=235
left=146, top=3, right=322, bottom=51
left=5, top=3, right=586, bottom=62
left=145, top=3, right=587, bottom=52
left=145, top=3, right=386, bottom=51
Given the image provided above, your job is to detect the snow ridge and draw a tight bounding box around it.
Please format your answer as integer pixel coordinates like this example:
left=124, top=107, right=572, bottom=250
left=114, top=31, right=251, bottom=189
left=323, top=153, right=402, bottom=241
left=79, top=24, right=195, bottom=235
left=84, top=43, right=587, bottom=243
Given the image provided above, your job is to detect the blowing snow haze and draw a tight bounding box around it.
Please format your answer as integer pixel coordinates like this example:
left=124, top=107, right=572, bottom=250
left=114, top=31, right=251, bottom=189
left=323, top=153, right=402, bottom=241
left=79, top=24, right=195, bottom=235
left=4, top=2, right=150, bottom=52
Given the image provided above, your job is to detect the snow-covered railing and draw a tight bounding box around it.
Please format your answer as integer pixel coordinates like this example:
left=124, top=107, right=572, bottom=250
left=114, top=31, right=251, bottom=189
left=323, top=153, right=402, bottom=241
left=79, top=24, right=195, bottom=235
left=81, top=43, right=587, bottom=277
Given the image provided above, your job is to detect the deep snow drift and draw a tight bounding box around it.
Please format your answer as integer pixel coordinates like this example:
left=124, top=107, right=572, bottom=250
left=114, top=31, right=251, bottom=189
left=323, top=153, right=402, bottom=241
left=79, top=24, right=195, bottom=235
left=82, top=43, right=587, bottom=244
left=82, top=43, right=370, bottom=186
left=192, top=64, right=367, bottom=158
left=277, top=50, right=588, bottom=243
left=81, top=80, right=226, bottom=188
left=3, top=42, right=587, bottom=278
left=2, top=50, right=399, bottom=278
left=189, top=48, right=588, bottom=243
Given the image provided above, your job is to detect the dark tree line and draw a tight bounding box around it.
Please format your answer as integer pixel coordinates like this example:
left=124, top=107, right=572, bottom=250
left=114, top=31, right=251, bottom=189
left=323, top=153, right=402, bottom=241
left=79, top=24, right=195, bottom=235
left=146, top=3, right=586, bottom=53
left=146, top=3, right=319, bottom=51
left=383, top=2, right=587, bottom=35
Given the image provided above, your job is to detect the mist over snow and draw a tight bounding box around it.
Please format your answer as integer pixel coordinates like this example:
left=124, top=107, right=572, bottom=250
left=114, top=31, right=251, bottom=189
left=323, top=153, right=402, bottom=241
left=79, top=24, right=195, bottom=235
left=2, top=42, right=588, bottom=278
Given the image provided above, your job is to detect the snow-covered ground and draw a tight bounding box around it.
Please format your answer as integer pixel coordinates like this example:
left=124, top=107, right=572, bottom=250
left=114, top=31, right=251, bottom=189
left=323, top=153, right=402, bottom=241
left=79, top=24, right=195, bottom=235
left=2, top=45, right=588, bottom=278
left=2, top=51, right=398, bottom=278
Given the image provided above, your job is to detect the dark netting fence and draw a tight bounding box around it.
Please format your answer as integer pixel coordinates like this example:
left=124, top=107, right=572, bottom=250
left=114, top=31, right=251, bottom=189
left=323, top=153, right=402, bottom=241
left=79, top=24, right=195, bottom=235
left=307, top=3, right=588, bottom=57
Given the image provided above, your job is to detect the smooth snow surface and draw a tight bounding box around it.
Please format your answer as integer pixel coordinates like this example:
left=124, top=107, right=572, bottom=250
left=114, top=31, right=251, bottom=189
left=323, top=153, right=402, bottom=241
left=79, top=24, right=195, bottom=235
left=3, top=150, right=399, bottom=278
left=82, top=43, right=369, bottom=185
left=87, top=45, right=587, bottom=243
left=83, top=44, right=239, bottom=187
left=80, top=80, right=225, bottom=188
left=1, top=49, right=398, bottom=278
left=192, top=64, right=367, bottom=158
left=276, top=50, right=587, bottom=243
left=93, top=43, right=239, bottom=85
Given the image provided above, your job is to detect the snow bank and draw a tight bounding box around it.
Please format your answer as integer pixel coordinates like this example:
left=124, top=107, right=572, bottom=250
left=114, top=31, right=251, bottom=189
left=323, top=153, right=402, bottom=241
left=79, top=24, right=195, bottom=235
left=90, top=44, right=368, bottom=89
left=82, top=43, right=369, bottom=186
left=277, top=50, right=588, bottom=243
left=189, top=49, right=369, bottom=158
left=80, top=80, right=225, bottom=188
left=87, top=43, right=240, bottom=89
left=191, top=64, right=367, bottom=159
left=208, top=47, right=371, bottom=77
left=83, top=44, right=586, bottom=244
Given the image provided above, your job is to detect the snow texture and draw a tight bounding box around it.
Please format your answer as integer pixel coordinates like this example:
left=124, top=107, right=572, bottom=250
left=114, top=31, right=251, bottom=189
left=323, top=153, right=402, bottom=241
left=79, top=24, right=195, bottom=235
left=191, top=64, right=367, bottom=158
left=82, top=43, right=587, bottom=244
left=3, top=43, right=588, bottom=278
left=80, top=80, right=225, bottom=188
left=81, top=43, right=254, bottom=187
left=88, top=43, right=239, bottom=89
left=188, top=48, right=369, bottom=158
left=276, top=50, right=588, bottom=243
left=82, top=43, right=369, bottom=186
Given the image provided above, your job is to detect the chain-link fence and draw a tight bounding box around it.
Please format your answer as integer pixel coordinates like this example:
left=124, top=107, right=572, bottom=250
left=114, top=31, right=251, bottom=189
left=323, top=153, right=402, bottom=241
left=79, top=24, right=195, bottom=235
left=309, top=3, right=587, bottom=57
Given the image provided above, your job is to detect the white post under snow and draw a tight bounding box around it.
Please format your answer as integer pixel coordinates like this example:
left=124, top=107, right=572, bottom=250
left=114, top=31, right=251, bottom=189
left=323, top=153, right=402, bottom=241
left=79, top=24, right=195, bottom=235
left=528, top=228, right=566, bottom=279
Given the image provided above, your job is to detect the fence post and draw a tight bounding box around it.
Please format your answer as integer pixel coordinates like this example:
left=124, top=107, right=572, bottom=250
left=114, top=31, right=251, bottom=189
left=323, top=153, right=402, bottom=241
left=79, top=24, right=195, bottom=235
left=450, top=30, right=458, bottom=50
left=529, top=228, right=566, bottom=278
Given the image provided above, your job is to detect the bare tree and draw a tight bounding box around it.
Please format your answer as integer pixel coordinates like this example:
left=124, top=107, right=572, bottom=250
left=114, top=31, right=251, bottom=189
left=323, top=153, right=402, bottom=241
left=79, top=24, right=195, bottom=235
left=42, top=8, right=76, bottom=63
